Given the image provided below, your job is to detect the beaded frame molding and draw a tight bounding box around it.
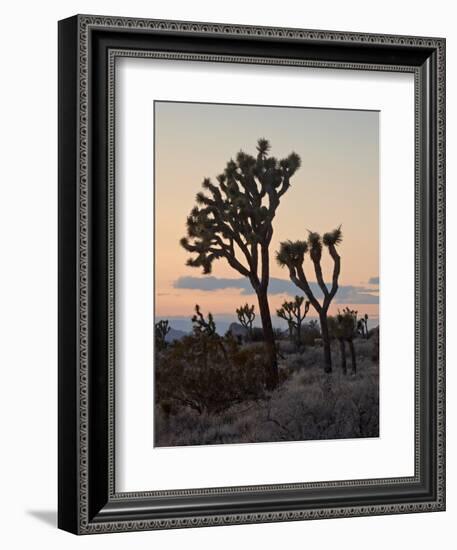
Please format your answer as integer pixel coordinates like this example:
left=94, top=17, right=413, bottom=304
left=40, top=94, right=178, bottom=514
left=58, top=14, right=445, bottom=534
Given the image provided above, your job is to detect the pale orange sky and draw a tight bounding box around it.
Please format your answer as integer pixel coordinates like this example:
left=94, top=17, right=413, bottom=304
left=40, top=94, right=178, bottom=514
left=154, top=101, right=379, bottom=322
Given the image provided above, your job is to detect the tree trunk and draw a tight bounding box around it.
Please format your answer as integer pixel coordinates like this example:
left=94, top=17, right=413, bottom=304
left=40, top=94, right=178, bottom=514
left=339, top=338, right=347, bottom=375
left=296, top=321, right=302, bottom=350
left=348, top=338, right=357, bottom=374
left=256, top=289, right=279, bottom=390
left=288, top=322, right=294, bottom=341
left=319, top=310, right=332, bottom=373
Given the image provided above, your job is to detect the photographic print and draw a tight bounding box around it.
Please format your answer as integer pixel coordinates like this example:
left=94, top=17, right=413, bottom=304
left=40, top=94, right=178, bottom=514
left=58, top=17, right=445, bottom=532
left=154, top=101, right=379, bottom=447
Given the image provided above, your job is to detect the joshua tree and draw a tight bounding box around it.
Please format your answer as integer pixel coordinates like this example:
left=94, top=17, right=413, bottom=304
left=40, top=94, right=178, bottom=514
left=328, top=308, right=357, bottom=375
left=192, top=304, right=216, bottom=336
left=155, top=320, right=171, bottom=352
left=342, top=308, right=358, bottom=374
left=276, top=227, right=342, bottom=373
left=181, top=138, right=301, bottom=389
left=276, top=302, right=295, bottom=341
left=236, top=303, right=256, bottom=340
left=276, top=296, right=310, bottom=348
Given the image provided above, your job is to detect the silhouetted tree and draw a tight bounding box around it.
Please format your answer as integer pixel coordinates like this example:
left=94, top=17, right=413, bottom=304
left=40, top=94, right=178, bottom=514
left=236, top=303, right=256, bottom=340
left=181, top=138, right=301, bottom=389
left=155, top=320, right=170, bottom=352
left=192, top=304, right=216, bottom=336
left=341, top=308, right=358, bottom=374
left=328, top=314, right=347, bottom=375
left=276, top=302, right=295, bottom=340
left=328, top=308, right=358, bottom=375
left=276, top=226, right=342, bottom=373
left=276, top=296, right=310, bottom=348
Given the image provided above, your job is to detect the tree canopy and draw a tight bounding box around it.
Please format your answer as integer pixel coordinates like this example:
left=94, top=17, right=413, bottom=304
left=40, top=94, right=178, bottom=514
left=180, top=138, right=301, bottom=289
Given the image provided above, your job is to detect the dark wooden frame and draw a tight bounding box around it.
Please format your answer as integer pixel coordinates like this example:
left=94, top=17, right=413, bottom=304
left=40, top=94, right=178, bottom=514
left=58, top=14, right=446, bottom=534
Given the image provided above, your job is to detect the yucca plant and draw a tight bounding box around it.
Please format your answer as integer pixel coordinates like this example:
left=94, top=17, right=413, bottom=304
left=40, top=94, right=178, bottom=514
left=328, top=307, right=358, bottom=374
left=276, top=302, right=295, bottom=341
left=192, top=304, right=217, bottom=336
left=181, top=139, right=301, bottom=389
left=236, top=303, right=256, bottom=340
left=276, top=296, right=310, bottom=348
left=276, top=226, right=342, bottom=373
left=155, top=319, right=171, bottom=352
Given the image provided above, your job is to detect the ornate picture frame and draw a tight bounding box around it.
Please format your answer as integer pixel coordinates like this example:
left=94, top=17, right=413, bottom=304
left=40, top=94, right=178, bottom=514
left=58, top=14, right=445, bottom=534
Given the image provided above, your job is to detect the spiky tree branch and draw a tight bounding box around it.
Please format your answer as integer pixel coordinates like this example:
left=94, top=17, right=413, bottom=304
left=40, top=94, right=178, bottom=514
left=276, top=302, right=295, bottom=340
left=192, top=304, right=216, bottom=336
left=236, top=303, right=256, bottom=339
left=276, top=296, right=310, bottom=346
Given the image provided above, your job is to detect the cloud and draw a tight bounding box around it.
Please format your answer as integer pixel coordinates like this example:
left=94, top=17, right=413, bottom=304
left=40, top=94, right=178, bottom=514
left=334, top=286, right=379, bottom=304
left=174, top=276, right=249, bottom=292
left=368, top=276, right=379, bottom=285
left=174, top=276, right=379, bottom=304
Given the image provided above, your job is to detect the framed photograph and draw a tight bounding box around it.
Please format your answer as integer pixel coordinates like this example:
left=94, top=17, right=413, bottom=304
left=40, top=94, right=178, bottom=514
left=58, top=14, right=446, bottom=534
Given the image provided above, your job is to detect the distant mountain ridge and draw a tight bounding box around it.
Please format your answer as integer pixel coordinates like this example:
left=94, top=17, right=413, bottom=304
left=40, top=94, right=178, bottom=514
left=165, top=327, right=188, bottom=343
left=157, top=316, right=380, bottom=339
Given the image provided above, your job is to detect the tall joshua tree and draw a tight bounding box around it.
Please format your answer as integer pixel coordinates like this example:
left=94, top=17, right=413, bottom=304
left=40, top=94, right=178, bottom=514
left=276, top=296, right=310, bottom=348
left=276, top=227, right=342, bottom=373
left=236, top=303, right=255, bottom=340
left=181, top=138, right=301, bottom=389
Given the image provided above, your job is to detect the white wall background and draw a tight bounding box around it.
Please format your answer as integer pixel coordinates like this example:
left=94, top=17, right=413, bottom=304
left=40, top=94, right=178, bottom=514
left=0, top=1, right=453, bottom=548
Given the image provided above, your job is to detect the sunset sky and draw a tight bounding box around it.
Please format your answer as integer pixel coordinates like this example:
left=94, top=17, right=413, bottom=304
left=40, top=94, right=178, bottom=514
left=154, top=101, right=379, bottom=330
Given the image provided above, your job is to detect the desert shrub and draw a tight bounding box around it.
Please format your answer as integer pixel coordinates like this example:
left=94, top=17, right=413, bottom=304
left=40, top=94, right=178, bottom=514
left=355, top=325, right=379, bottom=363
left=274, top=327, right=284, bottom=339
left=353, top=336, right=379, bottom=364
left=155, top=357, right=379, bottom=446
left=242, top=341, right=270, bottom=354
left=300, top=320, right=321, bottom=346
left=266, top=364, right=379, bottom=441
left=370, top=327, right=379, bottom=363
left=156, top=332, right=268, bottom=415
left=250, top=327, right=265, bottom=342
left=353, top=339, right=372, bottom=359
left=155, top=334, right=379, bottom=447
left=225, top=329, right=244, bottom=345
left=282, top=346, right=324, bottom=371
left=277, top=340, right=297, bottom=355
left=282, top=352, right=307, bottom=372
left=274, top=329, right=288, bottom=341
